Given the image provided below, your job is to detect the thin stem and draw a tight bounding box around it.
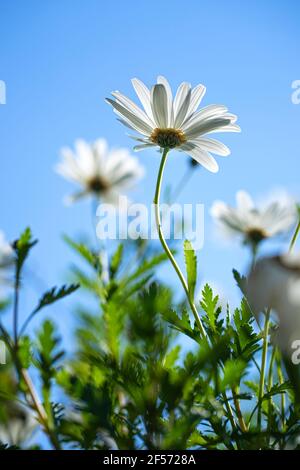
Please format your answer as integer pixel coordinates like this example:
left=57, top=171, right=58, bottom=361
left=289, top=218, right=300, bottom=252
left=153, top=148, right=206, bottom=338
left=276, top=354, right=286, bottom=429
left=232, top=386, right=248, bottom=432
left=91, top=198, right=110, bottom=284
left=13, top=267, right=20, bottom=345
left=257, top=308, right=270, bottom=429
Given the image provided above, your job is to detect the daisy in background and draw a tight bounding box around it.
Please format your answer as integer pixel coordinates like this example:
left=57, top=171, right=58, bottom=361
left=106, top=75, right=240, bottom=172
left=211, top=190, right=297, bottom=250
left=247, top=253, right=300, bottom=356
left=0, top=230, right=14, bottom=298
left=55, top=138, right=144, bottom=206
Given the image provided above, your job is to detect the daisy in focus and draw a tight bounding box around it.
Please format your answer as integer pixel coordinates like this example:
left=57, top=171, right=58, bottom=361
left=247, top=253, right=300, bottom=355
left=55, top=139, right=144, bottom=205
left=106, top=76, right=240, bottom=172
left=211, top=190, right=297, bottom=247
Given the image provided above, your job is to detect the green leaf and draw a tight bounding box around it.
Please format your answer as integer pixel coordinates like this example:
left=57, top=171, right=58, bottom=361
left=64, top=235, right=97, bottom=268
left=220, top=358, right=247, bottom=391
left=109, top=244, right=123, bottom=278
left=19, top=284, right=79, bottom=336
left=184, top=240, right=197, bottom=299
left=32, top=284, right=80, bottom=315
left=233, top=269, right=247, bottom=296
left=13, top=228, right=37, bottom=279
left=163, top=345, right=181, bottom=369
left=200, top=284, right=222, bottom=334
left=262, top=382, right=292, bottom=401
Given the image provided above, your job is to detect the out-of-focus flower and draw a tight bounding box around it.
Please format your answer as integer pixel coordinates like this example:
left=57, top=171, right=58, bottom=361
left=106, top=76, right=240, bottom=173
left=0, top=404, right=36, bottom=446
left=0, top=231, right=14, bottom=299
left=55, top=139, right=144, bottom=205
left=211, top=190, right=297, bottom=247
left=247, top=253, right=300, bottom=354
left=0, top=231, right=13, bottom=270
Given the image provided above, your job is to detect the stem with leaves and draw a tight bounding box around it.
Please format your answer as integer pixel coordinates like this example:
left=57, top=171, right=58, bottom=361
left=153, top=148, right=206, bottom=338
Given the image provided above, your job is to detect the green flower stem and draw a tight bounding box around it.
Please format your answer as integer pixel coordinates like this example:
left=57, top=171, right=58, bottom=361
left=232, top=386, right=248, bottom=432
left=153, top=148, right=206, bottom=339
left=289, top=218, right=300, bottom=253
left=257, top=308, right=270, bottom=429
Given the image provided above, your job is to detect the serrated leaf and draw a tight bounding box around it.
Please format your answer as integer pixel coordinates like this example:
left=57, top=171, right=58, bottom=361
left=184, top=240, right=197, bottom=300
left=233, top=269, right=247, bottom=296
left=19, top=284, right=79, bottom=336
left=163, top=345, right=181, bottom=369
left=200, top=284, right=222, bottom=334
left=220, top=358, right=247, bottom=391
left=13, top=228, right=37, bottom=279
left=33, top=284, right=79, bottom=315
left=109, top=244, right=123, bottom=278
left=64, top=235, right=98, bottom=268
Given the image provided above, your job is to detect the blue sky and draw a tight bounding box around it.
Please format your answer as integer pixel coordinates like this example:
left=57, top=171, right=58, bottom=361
left=0, top=0, right=300, bottom=343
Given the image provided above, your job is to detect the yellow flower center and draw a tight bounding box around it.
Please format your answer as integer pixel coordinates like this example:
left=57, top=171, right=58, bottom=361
left=150, top=128, right=187, bottom=149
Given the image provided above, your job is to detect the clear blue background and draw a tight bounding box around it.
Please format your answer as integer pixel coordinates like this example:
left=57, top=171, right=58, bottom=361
left=1, top=0, right=300, bottom=342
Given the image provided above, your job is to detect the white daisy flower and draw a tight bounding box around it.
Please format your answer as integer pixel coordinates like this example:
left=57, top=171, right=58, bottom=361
left=55, top=138, right=144, bottom=205
left=211, top=190, right=297, bottom=246
left=247, top=253, right=300, bottom=355
left=0, top=405, right=36, bottom=446
left=106, top=76, right=240, bottom=173
left=0, top=231, right=13, bottom=269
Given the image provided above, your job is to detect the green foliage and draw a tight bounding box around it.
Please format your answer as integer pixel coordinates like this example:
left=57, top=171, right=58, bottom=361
left=13, top=227, right=37, bottom=280
left=1, top=229, right=300, bottom=450
left=184, top=240, right=197, bottom=299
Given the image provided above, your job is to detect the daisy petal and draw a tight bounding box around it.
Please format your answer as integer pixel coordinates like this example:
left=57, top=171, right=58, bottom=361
left=182, top=105, right=228, bottom=132
left=186, top=84, right=206, bottom=119
left=133, top=143, right=156, bottom=151
left=236, top=191, right=255, bottom=211
left=208, top=123, right=241, bottom=134
left=190, top=138, right=231, bottom=156
left=106, top=98, right=153, bottom=136
left=181, top=144, right=219, bottom=173
left=185, top=118, right=231, bottom=140
left=112, top=91, right=155, bottom=127
left=157, top=75, right=173, bottom=126
left=151, top=84, right=169, bottom=128
left=174, top=82, right=191, bottom=128
left=131, top=78, right=153, bottom=119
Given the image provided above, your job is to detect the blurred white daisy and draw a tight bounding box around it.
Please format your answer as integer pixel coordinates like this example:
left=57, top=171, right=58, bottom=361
left=56, top=139, right=144, bottom=205
left=0, top=231, right=14, bottom=298
left=0, top=404, right=36, bottom=446
left=106, top=76, right=240, bottom=173
left=211, top=190, right=297, bottom=246
left=247, top=253, right=300, bottom=355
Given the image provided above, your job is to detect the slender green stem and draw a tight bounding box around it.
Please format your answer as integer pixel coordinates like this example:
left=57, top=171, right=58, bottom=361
left=13, top=267, right=20, bottom=345
left=232, top=386, right=248, bottom=432
left=257, top=308, right=270, bottom=429
left=153, top=148, right=206, bottom=338
left=289, top=219, right=300, bottom=253
left=276, top=354, right=286, bottom=428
